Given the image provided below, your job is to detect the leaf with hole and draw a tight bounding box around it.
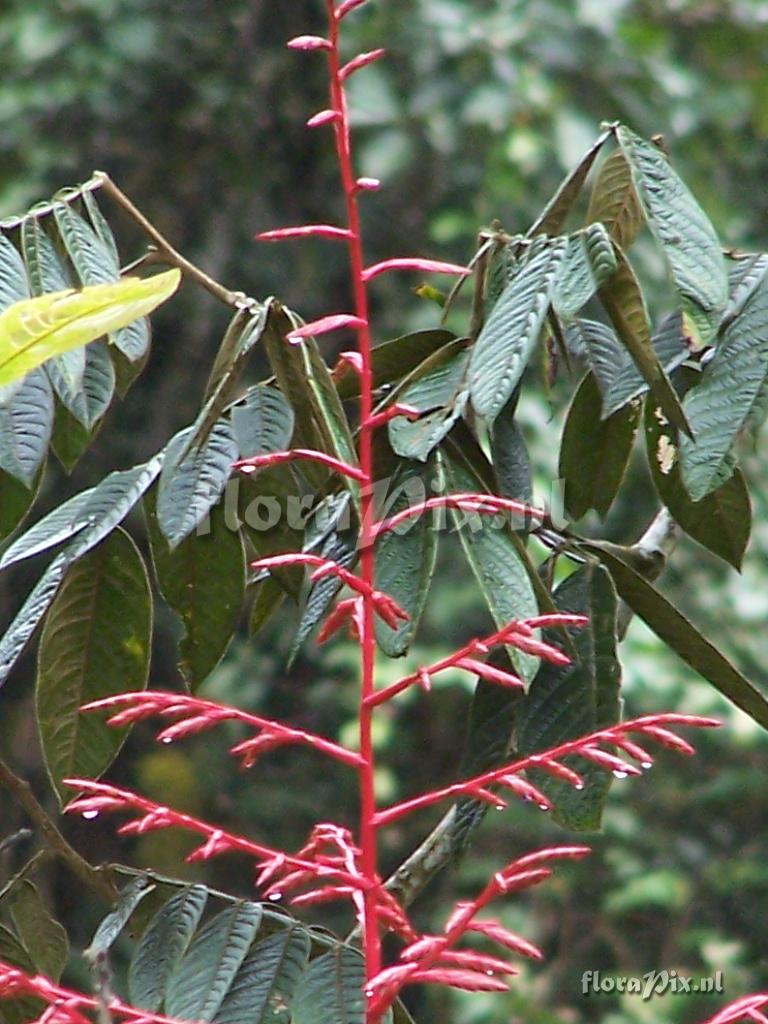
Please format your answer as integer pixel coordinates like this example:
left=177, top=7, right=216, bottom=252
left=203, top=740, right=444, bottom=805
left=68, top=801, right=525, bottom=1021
left=36, top=528, right=152, bottom=803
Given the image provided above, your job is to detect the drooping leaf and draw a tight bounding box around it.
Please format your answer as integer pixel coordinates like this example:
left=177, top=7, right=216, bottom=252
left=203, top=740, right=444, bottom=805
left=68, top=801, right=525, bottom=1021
left=518, top=563, right=621, bottom=830
left=157, top=420, right=238, bottom=549
left=146, top=490, right=245, bottom=691
left=528, top=128, right=611, bottom=236
left=0, top=469, right=40, bottom=542
left=598, top=248, right=690, bottom=434
left=129, top=885, right=208, bottom=1011
left=214, top=924, right=311, bottom=1024
left=0, top=369, right=54, bottom=487
left=616, top=125, right=727, bottom=348
left=552, top=224, right=617, bottom=320
left=36, top=528, right=152, bottom=803
left=164, top=903, right=263, bottom=1023
left=469, top=237, right=568, bottom=424
left=0, top=270, right=180, bottom=388
left=388, top=349, right=469, bottom=461
left=54, top=339, right=116, bottom=431
left=680, top=273, right=768, bottom=501
left=490, top=397, right=533, bottom=509
left=334, top=328, right=457, bottom=400
left=564, top=319, right=624, bottom=392
left=586, top=147, right=645, bottom=251
left=0, top=924, right=41, bottom=1024
left=581, top=540, right=768, bottom=730
left=645, top=400, right=751, bottom=569
left=0, top=554, right=69, bottom=691
left=291, top=946, right=366, bottom=1024
left=723, top=252, right=768, bottom=325
left=8, top=880, right=68, bottom=981
left=374, top=459, right=438, bottom=656
left=85, top=876, right=156, bottom=959
left=81, top=188, right=120, bottom=268
left=0, top=235, right=30, bottom=312
left=231, top=385, right=295, bottom=459
left=443, top=455, right=539, bottom=683
left=559, top=373, right=641, bottom=520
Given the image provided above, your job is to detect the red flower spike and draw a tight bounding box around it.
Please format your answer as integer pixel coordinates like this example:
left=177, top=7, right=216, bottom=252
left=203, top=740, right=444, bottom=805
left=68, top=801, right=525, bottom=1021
left=638, top=725, right=696, bottom=755
left=334, top=350, right=364, bottom=375
left=287, top=35, right=332, bottom=51
left=529, top=757, right=585, bottom=788
left=409, top=968, right=509, bottom=993
left=355, top=176, right=381, bottom=191
left=286, top=314, right=367, bottom=341
left=401, top=936, right=443, bottom=962
left=610, top=736, right=654, bottom=765
left=290, top=886, right=356, bottom=907
left=455, top=657, right=525, bottom=689
left=465, top=920, right=543, bottom=960
left=578, top=746, right=643, bottom=776
left=364, top=403, right=422, bottom=429
left=437, top=950, right=517, bottom=975
left=361, top=258, right=471, bottom=282
left=494, top=868, right=552, bottom=895
left=497, top=775, right=552, bottom=809
left=703, top=995, right=768, bottom=1024
left=186, top=830, right=236, bottom=863
left=339, top=49, right=386, bottom=80
left=336, top=0, right=370, bottom=18
left=235, top=448, right=365, bottom=482
left=307, top=108, right=340, bottom=128
left=257, top=225, right=353, bottom=242
left=467, top=785, right=507, bottom=810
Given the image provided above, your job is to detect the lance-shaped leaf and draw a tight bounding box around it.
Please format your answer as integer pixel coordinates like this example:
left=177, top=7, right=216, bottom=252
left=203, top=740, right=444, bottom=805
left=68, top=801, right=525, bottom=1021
left=528, top=128, right=611, bottom=236
left=215, top=924, right=311, bottom=1024
left=85, top=877, right=155, bottom=958
left=581, top=539, right=768, bottom=730
left=334, top=328, right=457, bottom=400
left=680, top=273, right=768, bottom=501
left=129, top=885, right=209, bottom=1011
left=0, top=554, right=69, bottom=691
left=291, top=946, right=368, bottom=1024
left=249, top=575, right=285, bottom=636
left=443, top=455, right=539, bottom=684
left=9, top=880, right=68, bottom=981
left=0, top=234, right=30, bottom=312
left=164, top=903, right=263, bottom=1022
left=146, top=490, right=245, bottom=691
left=469, top=237, right=568, bottom=424
left=375, top=459, right=438, bottom=656
left=559, top=372, right=641, bottom=520
left=53, top=200, right=151, bottom=361
left=723, top=252, right=768, bottom=325
left=616, top=125, right=727, bottom=348
left=53, top=339, right=116, bottom=434
left=490, top=396, right=533, bottom=510
left=586, top=147, right=645, bottom=251
left=645, top=400, right=751, bottom=569
left=239, top=466, right=306, bottom=601
left=598, top=248, right=689, bottom=434
left=0, top=923, right=40, bottom=1024
left=157, top=420, right=238, bottom=548
left=0, top=269, right=180, bottom=387
left=518, top=563, right=621, bottom=831
left=290, top=530, right=357, bottom=660
left=389, top=349, right=469, bottom=461
left=0, top=369, right=53, bottom=487
left=552, top=223, right=617, bottom=320
left=36, top=528, right=152, bottom=803
left=232, top=385, right=295, bottom=460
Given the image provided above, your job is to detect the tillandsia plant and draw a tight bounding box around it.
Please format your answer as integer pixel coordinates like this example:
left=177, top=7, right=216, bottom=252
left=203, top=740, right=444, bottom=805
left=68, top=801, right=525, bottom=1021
left=1, top=1, right=768, bottom=1023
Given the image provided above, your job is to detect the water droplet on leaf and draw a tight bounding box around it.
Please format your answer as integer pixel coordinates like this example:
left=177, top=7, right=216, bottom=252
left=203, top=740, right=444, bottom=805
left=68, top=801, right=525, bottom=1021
left=612, top=770, right=628, bottom=779
left=268, top=892, right=282, bottom=901
left=641, top=761, right=653, bottom=769
left=82, top=810, right=99, bottom=820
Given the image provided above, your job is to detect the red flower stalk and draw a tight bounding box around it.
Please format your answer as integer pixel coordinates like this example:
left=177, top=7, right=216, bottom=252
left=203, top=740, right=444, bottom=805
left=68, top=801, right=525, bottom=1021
left=234, top=447, right=366, bottom=481
left=703, top=994, right=768, bottom=1024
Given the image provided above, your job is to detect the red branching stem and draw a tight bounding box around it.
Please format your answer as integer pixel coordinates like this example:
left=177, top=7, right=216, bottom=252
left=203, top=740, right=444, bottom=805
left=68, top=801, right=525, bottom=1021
left=372, top=715, right=719, bottom=827
left=234, top=448, right=365, bottom=481
left=703, top=995, right=768, bottom=1024
left=82, top=691, right=364, bottom=769
left=372, top=492, right=544, bottom=538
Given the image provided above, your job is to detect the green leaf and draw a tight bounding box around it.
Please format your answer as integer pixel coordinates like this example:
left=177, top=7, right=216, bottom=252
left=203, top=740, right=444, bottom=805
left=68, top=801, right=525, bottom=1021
left=0, top=468, right=40, bottom=542
left=291, top=946, right=366, bottom=1024
left=617, top=125, right=727, bottom=348
left=0, top=270, right=180, bottom=388
left=21, top=215, right=73, bottom=296
left=157, top=420, right=238, bottom=549
left=249, top=576, right=285, bottom=636
left=54, top=339, right=115, bottom=430
left=9, top=880, right=68, bottom=980
left=0, top=369, right=53, bottom=487
left=82, top=188, right=120, bottom=269
left=388, top=349, right=469, bottom=461
left=564, top=319, right=624, bottom=392
left=559, top=373, right=641, bottom=520
left=0, top=554, right=69, bottom=691
left=490, top=396, right=533, bottom=509
left=602, top=310, right=689, bottom=420
left=443, top=454, right=539, bottom=683
left=238, top=466, right=306, bottom=601
left=375, top=460, right=438, bottom=656
left=0, top=235, right=30, bottom=311
left=214, top=924, right=311, bottom=1024
left=518, top=564, right=621, bottom=831
left=335, top=329, right=457, bottom=400
left=581, top=540, right=768, bottom=730
left=165, top=903, right=263, bottom=1023
left=680, top=274, right=768, bottom=500
left=290, top=530, right=357, bottom=660
left=552, top=224, right=617, bottom=320
left=528, top=128, right=611, bottom=236
left=598, top=248, right=690, bottom=434
left=36, top=528, right=152, bottom=803
left=586, top=147, right=645, bottom=251
left=0, top=924, right=41, bottom=1024
left=469, top=237, right=568, bottom=424
left=129, top=885, right=208, bottom=1011
left=85, top=876, right=156, bottom=958
left=723, top=253, right=768, bottom=324
left=645, top=400, right=751, bottom=569
left=231, top=385, right=295, bottom=459
left=146, top=490, right=245, bottom=691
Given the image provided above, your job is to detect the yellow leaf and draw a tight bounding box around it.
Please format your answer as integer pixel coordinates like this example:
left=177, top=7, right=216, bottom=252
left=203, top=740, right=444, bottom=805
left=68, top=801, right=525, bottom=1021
left=0, top=268, right=181, bottom=387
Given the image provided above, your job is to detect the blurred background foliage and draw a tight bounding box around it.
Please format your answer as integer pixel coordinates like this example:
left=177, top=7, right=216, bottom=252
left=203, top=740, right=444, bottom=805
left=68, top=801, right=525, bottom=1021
left=1, top=1, right=767, bottom=1022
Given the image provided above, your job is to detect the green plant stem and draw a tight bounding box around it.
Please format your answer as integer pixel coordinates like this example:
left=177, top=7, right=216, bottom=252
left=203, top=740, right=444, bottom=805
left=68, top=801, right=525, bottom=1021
left=94, top=172, right=255, bottom=311
left=0, top=758, right=118, bottom=904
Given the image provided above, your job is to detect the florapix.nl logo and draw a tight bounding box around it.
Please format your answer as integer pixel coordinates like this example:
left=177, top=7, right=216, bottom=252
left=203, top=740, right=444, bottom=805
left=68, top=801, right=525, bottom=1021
left=582, top=969, right=724, bottom=1001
